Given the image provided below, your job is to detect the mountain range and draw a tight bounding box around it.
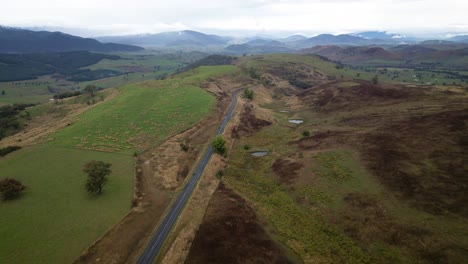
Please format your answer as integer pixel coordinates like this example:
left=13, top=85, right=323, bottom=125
left=97, top=30, right=231, bottom=47
left=1, top=26, right=468, bottom=55
left=0, top=26, right=143, bottom=53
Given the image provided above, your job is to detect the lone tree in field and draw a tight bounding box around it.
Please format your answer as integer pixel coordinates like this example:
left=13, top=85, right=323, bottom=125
left=211, top=136, right=227, bottom=156
left=0, top=178, right=26, bottom=201
left=244, top=88, right=254, bottom=99
left=83, top=161, right=112, bottom=195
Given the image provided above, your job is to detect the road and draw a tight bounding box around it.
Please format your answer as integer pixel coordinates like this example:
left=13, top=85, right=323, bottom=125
left=137, top=92, right=238, bottom=264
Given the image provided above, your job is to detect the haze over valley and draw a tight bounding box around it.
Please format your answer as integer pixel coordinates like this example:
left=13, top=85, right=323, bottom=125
left=0, top=1, right=467, bottom=264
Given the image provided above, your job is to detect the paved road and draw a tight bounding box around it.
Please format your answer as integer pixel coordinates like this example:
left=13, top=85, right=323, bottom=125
left=137, top=92, right=238, bottom=264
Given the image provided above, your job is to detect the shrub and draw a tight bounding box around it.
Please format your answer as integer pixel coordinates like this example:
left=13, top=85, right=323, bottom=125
left=0, top=146, right=21, bottom=157
left=302, top=131, right=311, bottom=137
left=216, top=170, right=224, bottom=179
left=211, top=136, right=227, bottom=156
left=244, top=88, right=254, bottom=99
left=0, top=178, right=26, bottom=200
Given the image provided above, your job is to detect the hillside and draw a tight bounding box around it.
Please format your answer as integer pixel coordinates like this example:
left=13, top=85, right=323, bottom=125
left=302, top=45, right=401, bottom=63
left=0, top=27, right=143, bottom=53
left=184, top=54, right=468, bottom=263
left=0, top=51, right=120, bottom=82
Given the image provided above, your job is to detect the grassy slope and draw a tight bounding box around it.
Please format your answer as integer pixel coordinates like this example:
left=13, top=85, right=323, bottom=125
left=50, top=66, right=237, bottom=153
left=227, top=79, right=468, bottom=262
left=0, top=52, right=202, bottom=106
left=241, top=53, right=467, bottom=85
left=224, top=122, right=373, bottom=263
left=0, top=65, right=237, bottom=263
left=0, top=146, right=133, bottom=264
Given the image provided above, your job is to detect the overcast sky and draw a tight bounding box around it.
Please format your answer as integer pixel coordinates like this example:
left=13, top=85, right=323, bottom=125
left=1, top=0, right=467, bottom=37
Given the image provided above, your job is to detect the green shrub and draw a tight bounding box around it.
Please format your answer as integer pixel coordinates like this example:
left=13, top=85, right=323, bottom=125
left=211, top=136, right=227, bottom=156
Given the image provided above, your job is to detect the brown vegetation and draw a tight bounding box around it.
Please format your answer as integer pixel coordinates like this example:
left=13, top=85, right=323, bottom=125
left=361, top=109, right=468, bottom=217
left=231, top=104, right=272, bottom=138
left=272, top=158, right=304, bottom=184
left=185, top=183, right=293, bottom=264
left=339, top=193, right=467, bottom=263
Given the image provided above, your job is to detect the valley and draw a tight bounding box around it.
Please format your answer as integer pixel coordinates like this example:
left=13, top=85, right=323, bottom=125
left=0, top=23, right=467, bottom=264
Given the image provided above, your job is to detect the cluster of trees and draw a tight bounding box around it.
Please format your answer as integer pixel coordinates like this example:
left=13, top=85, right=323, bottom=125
left=53, top=91, right=81, bottom=100
left=0, top=103, right=34, bottom=139
left=0, top=51, right=119, bottom=82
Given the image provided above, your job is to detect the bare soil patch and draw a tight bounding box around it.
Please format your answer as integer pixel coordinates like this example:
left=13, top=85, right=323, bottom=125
left=290, top=130, right=350, bottom=150
left=185, top=183, right=294, bottom=264
left=272, top=158, right=304, bottom=184
left=231, top=104, right=272, bottom=138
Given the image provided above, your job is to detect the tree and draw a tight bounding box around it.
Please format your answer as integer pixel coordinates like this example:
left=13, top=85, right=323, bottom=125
left=83, top=161, right=112, bottom=195
left=244, top=88, right=254, bottom=99
left=1, top=90, right=5, bottom=96
left=211, top=136, right=227, bottom=156
left=83, top=84, right=97, bottom=97
left=0, top=178, right=26, bottom=200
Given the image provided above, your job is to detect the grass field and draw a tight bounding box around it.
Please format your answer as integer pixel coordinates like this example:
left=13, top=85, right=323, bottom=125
left=50, top=66, right=238, bottom=153
left=0, top=145, right=134, bottom=264
left=0, top=64, right=236, bottom=263
left=0, top=52, right=208, bottom=106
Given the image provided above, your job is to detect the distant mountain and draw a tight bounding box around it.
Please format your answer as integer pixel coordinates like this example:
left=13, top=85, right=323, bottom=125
left=449, top=35, right=468, bottom=43
left=292, top=34, right=398, bottom=48
left=0, top=26, right=143, bottom=53
left=244, top=39, right=285, bottom=47
left=280, top=35, right=307, bottom=42
left=352, top=31, right=403, bottom=40
left=97, top=30, right=231, bottom=47
left=224, top=44, right=293, bottom=54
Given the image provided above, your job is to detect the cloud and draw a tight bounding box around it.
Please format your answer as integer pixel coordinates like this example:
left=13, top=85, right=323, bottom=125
left=0, top=0, right=467, bottom=37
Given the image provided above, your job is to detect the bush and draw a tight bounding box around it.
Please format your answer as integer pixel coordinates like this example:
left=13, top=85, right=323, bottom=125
left=211, top=136, right=227, bottom=156
left=0, top=178, right=26, bottom=200
left=216, top=170, right=224, bottom=179
left=244, top=88, right=254, bottom=99
left=243, top=144, right=251, bottom=150
left=0, top=146, right=21, bottom=157
left=302, top=131, right=311, bottom=137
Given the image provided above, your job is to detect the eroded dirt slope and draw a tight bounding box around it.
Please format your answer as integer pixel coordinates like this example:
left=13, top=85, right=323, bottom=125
left=185, top=183, right=294, bottom=264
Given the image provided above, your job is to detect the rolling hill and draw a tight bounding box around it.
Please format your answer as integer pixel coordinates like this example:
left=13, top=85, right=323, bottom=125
left=301, top=45, right=401, bottom=63
left=0, top=27, right=143, bottom=53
